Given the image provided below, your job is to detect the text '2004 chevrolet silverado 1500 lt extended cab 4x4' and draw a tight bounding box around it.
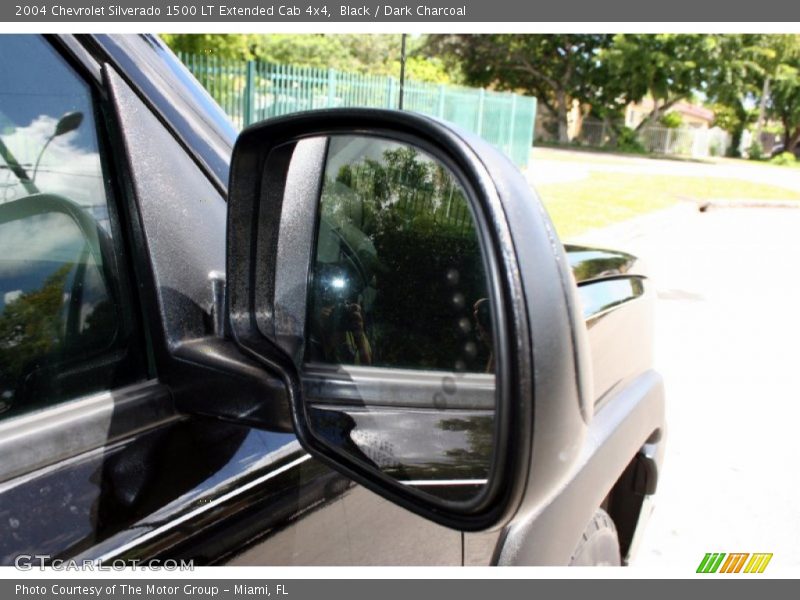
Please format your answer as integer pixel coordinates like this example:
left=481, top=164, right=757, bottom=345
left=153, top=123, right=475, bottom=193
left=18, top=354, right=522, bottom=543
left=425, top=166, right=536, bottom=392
left=0, top=34, right=665, bottom=566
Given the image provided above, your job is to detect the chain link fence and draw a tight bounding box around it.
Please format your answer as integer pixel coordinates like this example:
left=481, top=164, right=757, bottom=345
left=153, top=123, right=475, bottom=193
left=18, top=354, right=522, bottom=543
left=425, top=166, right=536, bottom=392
left=538, top=116, right=731, bottom=159
left=637, top=126, right=730, bottom=158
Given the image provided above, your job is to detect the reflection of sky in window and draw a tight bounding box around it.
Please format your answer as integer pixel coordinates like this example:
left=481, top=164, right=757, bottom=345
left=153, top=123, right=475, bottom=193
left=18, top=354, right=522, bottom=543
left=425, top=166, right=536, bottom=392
left=0, top=36, right=106, bottom=222
left=0, top=212, right=87, bottom=311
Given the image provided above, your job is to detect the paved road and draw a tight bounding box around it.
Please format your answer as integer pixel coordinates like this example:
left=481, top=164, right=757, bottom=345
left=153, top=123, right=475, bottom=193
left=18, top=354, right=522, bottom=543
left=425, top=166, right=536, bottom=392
left=574, top=203, right=800, bottom=570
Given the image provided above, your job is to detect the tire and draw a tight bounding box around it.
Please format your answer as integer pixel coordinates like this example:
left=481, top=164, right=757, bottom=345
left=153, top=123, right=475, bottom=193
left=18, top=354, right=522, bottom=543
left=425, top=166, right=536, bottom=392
left=568, top=508, right=621, bottom=566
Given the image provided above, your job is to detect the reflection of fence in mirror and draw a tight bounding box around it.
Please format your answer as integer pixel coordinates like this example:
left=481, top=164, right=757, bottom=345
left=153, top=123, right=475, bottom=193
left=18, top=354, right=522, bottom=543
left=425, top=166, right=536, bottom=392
left=303, top=135, right=497, bottom=504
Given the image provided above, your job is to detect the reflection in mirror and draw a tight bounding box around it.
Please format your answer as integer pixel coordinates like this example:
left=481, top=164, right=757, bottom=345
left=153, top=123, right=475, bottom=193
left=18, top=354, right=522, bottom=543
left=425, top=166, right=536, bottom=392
left=302, top=135, right=497, bottom=505
left=0, top=206, right=117, bottom=416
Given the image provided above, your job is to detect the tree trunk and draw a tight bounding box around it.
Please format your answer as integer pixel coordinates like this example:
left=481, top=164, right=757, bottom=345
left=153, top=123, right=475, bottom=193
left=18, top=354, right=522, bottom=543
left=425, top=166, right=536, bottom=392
left=729, top=125, right=745, bottom=158
left=754, top=76, right=771, bottom=141
left=635, top=97, right=683, bottom=132
left=634, top=99, right=660, bottom=132
left=782, top=117, right=792, bottom=148
left=728, top=101, right=749, bottom=158
left=788, top=127, right=800, bottom=154
left=556, top=89, right=569, bottom=143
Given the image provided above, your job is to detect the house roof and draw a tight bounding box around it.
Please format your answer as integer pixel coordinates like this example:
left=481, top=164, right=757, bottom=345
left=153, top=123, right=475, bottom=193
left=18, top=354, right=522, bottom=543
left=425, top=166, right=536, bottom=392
left=631, top=98, right=715, bottom=123
left=673, top=101, right=715, bottom=122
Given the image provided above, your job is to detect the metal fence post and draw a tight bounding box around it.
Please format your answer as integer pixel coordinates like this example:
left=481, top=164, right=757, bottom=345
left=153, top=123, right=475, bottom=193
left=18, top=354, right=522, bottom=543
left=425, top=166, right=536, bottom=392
left=387, top=77, right=397, bottom=109
left=476, top=88, right=485, bottom=136
left=244, top=59, right=257, bottom=126
left=508, top=93, right=518, bottom=157
left=327, top=68, right=337, bottom=108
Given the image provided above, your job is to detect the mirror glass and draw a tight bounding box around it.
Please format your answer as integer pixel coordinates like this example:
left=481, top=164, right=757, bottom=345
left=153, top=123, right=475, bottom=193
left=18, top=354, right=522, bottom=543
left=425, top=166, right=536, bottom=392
left=301, top=135, right=498, bottom=504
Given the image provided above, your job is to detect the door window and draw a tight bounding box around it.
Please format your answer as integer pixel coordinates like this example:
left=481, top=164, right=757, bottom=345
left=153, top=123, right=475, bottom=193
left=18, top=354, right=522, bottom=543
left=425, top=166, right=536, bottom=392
left=0, top=36, right=140, bottom=417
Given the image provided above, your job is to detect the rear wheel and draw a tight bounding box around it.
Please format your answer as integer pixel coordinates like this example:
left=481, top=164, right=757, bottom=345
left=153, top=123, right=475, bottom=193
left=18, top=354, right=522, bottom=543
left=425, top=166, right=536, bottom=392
left=568, top=508, right=621, bottom=566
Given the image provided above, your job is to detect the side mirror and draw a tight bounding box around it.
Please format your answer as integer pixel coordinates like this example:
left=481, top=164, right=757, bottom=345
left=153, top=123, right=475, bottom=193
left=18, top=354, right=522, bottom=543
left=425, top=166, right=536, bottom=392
left=226, top=109, right=587, bottom=530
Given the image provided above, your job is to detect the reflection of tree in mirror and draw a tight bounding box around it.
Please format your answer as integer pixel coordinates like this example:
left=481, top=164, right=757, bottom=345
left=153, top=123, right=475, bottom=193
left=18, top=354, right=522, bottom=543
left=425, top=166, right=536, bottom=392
left=0, top=263, right=117, bottom=413
left=325, top=146, right=474, bottom=237
left=378, top=415, right=493, bottom=482
left=437, top=415, right=493, bottom=478
left=568, top=247, right=637, bottom=283
left=571, top=255, right=631, bottom=282
left=317, top=141, right=492, bottom=372
left=0, top=264, right=71, bottom=408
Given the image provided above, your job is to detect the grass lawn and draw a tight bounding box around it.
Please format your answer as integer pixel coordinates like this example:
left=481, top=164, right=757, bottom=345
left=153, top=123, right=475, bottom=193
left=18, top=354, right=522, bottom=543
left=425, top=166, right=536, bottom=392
left=535, top=172, right=800, bottom=239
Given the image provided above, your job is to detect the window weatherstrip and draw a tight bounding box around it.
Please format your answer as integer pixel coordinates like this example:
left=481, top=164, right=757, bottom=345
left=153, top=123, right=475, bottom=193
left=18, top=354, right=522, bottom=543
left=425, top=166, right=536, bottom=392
left=0, top=381, right=174, bottom=484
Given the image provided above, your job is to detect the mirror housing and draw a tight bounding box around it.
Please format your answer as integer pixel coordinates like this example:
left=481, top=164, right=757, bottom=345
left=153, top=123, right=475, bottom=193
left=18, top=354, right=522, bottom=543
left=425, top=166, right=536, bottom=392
left=225, top=109, right=589, bottom=531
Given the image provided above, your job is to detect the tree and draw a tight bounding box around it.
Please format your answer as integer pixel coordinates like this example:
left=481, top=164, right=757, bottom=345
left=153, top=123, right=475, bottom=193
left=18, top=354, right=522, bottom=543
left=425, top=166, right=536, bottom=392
left=746, top=35, right=800, bottom=145
left=705, top=35, right=800, bottom=156
left=159, top=34, right=262, bottom=60
left=600, top=34, right=716, bottom=131
left=704, top=34, right=766, bottom=155
left=428, top=34, right=614, bottom=142
left=0, top=265, right=70, bottom=409
left=161, top=34, right=456, bottom=84
left=757, top=35, right=800, bottom=154
left=770, top=61, right=800, bottom=153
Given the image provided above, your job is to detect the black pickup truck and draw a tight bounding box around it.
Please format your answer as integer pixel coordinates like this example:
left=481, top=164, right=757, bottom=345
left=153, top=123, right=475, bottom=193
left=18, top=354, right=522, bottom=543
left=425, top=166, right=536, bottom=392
left=0, top=34, right=665, bottom=566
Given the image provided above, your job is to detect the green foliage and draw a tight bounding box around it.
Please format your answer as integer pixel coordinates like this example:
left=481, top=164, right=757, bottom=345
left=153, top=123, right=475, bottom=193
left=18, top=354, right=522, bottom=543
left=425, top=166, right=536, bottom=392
left=0, top=266, right=70, bottom=373
left=606, top=34, right=714, bottom=102
left=770, top=151, right=798, bottom=166
left=660, top=112, right=684, bottom=129
left=318, top=144, right=489, bottom=372
left=160, top=33, right=261, bottom=60
left=326, top=146, right=474, bottom=238
left=254, top=34, right=354, bottom=69
left=601, top=34, right=716, bottom=131
left=0, top=265, right=71, bottom=411
left=748, top=141, right=764, bottom=160
left=707, top=34, right=800, bottom=156
left=163, top=34, right=800, bottom=159
left=161, top=34, right=457, bottom=84
left=615, top=128, right=646, bottom=153
left=709, top=102, right=750, bottom=133
left=428, top=34, right=614, bottom=141
left=771, top=56, right=800, bottom=148
left=403, top=56, right=455, bottom=84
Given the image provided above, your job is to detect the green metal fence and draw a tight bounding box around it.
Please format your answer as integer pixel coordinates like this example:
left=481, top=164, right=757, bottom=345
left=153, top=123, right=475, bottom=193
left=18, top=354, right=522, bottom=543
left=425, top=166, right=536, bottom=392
left=178, top=52, right=537, bottom=167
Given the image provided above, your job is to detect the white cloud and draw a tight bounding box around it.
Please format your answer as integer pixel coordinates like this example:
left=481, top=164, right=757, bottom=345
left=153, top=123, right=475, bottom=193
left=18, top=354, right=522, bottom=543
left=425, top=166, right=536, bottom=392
left=0, top=114, right=106, bottom=210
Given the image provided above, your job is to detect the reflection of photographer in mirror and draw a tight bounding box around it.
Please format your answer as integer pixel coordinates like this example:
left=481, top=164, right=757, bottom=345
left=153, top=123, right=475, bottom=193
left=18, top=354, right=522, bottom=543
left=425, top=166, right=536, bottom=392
left=308, top=263, right=372, bottom=365
left=474, top=298, right=494, bottom=373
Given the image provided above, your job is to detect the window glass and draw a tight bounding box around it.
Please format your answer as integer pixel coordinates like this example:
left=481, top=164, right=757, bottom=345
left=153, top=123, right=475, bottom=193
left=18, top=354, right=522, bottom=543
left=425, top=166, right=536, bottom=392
left=0, top=36, right=138, bottom=417
left=306, top=136, right=493, bottom=374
